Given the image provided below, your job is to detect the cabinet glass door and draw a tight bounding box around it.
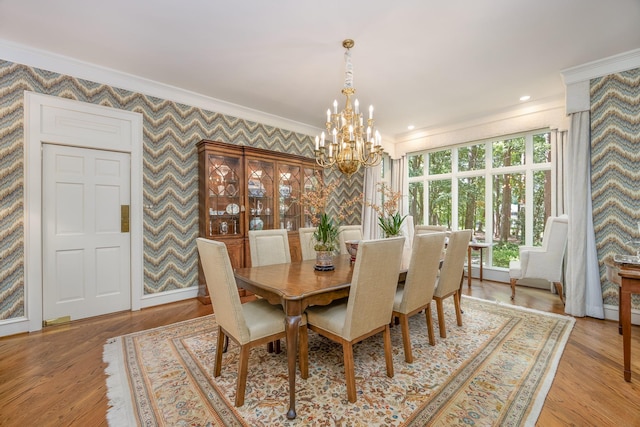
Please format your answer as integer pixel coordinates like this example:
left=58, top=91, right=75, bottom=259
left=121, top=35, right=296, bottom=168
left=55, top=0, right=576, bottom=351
left=278, top=163, right=301, bottom=231
left=246, top=159, right=275, bottom=230
left=206, top=154, right=242, bottom=237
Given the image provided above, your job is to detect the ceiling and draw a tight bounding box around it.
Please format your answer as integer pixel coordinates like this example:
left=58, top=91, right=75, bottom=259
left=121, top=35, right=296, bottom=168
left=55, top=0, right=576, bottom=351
left=1, top=0, right=639, bottom=143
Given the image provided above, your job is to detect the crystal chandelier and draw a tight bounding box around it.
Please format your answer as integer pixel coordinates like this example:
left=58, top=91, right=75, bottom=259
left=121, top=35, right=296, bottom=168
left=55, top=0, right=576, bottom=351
left=314, top=39, right=384, bottom=177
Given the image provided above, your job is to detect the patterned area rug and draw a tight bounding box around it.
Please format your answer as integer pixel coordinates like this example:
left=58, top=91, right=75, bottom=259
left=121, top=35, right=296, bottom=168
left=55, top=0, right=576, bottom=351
left=103, top=297, right=574, bottom=426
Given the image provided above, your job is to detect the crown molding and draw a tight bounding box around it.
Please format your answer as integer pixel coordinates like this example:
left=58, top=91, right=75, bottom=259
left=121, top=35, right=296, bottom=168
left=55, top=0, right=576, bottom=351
left=561, top=48, right=640, bottom=85
left=0, top=39, right=322, bottom=137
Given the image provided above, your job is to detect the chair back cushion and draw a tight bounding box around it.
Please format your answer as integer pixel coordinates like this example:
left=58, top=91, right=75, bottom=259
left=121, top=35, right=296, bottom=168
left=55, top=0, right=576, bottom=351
left=398, top=232, right=446, bottom=313
left=196, top=238, right=250, bottom=343
left=343, top=236, right=405, bottom=340
left=415, top=225, right=447, bottom=234
left=298, top=227, right=317, bottom=261
left=248, top=229, right=291, bottom=266
left=338, top=225, right=363, bottom=254
left=434, top=230, right=473, bottom=298
left=542, top=215, right=568, bottom=258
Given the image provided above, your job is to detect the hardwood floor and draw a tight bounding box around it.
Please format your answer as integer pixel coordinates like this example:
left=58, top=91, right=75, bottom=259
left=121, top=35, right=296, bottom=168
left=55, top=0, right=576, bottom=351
left=1, top=280, right=639, bottom=426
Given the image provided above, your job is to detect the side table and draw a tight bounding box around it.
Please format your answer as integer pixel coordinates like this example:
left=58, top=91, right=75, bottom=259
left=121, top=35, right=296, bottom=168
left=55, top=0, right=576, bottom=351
left=467, top=242, right=492, bottom=288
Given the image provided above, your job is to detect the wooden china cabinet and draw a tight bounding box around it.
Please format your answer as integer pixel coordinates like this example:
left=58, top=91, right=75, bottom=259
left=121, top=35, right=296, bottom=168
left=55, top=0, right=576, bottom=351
left=197, top=139, right=322, bottom=303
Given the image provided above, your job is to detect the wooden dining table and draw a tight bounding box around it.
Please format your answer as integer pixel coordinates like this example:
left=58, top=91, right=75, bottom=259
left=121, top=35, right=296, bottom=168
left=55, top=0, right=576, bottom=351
left=233, top=253, right=409, bottom=419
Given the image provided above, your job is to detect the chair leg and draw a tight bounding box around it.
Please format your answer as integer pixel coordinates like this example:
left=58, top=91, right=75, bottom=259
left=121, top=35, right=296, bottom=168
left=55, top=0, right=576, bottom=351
left=454, top=291, right=463, bottom=327
left=435, top=298, right=447, bottom=338
left=554, top=282, right=565, bottom=305
left=299, top=326, right=309, bottom=379
left=342, top=341, right=357, bottom=403
left=235, top=344, right=251, bottom=407
left=425, top=305, right=435, bottom=346
left=510, top=278, right=517, bottom=300
left=383, top=325, right=394, bottom=378
left=214, top=326, right=225, bottom=377
left=399, top=314, right=413, bottom=363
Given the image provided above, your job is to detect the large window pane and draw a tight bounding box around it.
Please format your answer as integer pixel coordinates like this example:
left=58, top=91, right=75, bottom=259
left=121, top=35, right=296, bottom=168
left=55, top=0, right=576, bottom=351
left=533, top=133, right=551, bottom=164
left=458, top=144, right=485, bottom=172
left=408, top=182, right=424, bottom=225
left=492, top=172, right=524, bottom=267
left=428, top=179, right=451, bottom=227
left=408, top=154, right=424, bottom=177
left=533, top=170, right=551, bottom=244
left=458, top=176, right=486, bottom=233
left=429, top=150, right=451, bottom=175
left=492, top=137, right=525, bottom=167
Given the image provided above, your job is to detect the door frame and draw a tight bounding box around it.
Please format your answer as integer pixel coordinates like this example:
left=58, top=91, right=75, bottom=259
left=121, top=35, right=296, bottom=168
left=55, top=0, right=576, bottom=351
left=24, top=92, right=143, bottom=332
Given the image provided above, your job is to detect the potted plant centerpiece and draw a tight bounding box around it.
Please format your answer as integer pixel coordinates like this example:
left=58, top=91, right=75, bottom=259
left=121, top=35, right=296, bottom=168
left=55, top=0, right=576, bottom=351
left=368, top=182, right=407, bottom=238
left=313, top=212, right=340, bottom=270
left=300, top=180, right=361, bottom=271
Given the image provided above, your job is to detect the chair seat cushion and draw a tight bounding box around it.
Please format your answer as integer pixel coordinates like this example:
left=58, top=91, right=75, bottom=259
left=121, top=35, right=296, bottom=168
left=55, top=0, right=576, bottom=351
left=509, top=260, right=522, bottom=279
left=242, top=299, right=306, bottom=342
left=306, top=300, right=347, bottom=337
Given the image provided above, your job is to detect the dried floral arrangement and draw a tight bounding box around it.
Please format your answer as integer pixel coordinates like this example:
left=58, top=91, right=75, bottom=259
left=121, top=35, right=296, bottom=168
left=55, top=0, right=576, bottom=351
left=366, top=182, right=406, bottom=237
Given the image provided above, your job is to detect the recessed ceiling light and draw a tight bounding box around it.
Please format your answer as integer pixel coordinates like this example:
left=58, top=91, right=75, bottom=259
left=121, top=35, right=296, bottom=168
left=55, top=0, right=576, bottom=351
left=519, top=95, right=531, bottom=101
left=407, top=125, right=415, bottom=130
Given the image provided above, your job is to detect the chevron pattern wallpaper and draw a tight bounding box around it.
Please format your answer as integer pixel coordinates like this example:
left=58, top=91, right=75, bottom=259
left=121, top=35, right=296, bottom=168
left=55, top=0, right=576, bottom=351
left=0, top=60, right=363, bottom=320
left=591, top=68, right=640, bottom=308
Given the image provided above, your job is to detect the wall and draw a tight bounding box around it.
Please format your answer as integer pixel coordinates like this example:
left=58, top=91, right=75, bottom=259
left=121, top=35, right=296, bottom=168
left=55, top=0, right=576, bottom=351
left=0, top=59, right=362, bottom=321
left=591, top=68, right=640, bottom=307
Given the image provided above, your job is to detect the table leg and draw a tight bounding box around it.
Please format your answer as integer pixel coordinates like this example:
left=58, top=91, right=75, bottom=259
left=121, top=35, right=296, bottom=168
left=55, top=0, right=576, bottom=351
left=467, top=246, right=472, bottom=288
left=285, top=313, right=301, bottom=419
left=621, top=286, right=632, bottom=382
left=479, top=247, right=484, bottom=281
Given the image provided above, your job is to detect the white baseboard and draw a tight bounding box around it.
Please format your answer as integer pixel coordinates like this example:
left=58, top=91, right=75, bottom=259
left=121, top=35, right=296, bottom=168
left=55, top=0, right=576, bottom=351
left=0, top=317, right=31, bottom=338
left=604, top=304, right=640, bottom=326
left=139, top=286, right=199, bottom=309
left=0, top=287, right=200, bottom=338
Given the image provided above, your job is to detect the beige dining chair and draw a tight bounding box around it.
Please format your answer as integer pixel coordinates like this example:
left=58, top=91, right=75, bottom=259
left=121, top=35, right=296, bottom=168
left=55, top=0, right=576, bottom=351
left=338, top=225, right=363, bottom=255
left=248, top=229, right=291, bottom=266
left=415, top=224, right=448, bottom=234
left=196, top=238, right=308, bottom=407
left=433, top=229, right=472, bottom=338
left=392, top=232, right=447, bottom=363
left=248, top=228, right=292, bottom=353
left=298, top=227, right=317, bottom=261
left=305, top=236, right=405, bottom=403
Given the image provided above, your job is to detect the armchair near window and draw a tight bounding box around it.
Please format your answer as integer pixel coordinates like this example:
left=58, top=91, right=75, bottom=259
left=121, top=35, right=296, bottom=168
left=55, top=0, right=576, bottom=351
left=509, top=215, right=568, bottom=303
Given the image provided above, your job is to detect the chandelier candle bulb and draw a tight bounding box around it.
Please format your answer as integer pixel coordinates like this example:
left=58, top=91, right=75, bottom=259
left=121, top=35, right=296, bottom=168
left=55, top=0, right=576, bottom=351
left=333, top=100, right=338, bottom=114
left=369, top=105, right=373, bottom=120
left=315, top=136, right=319, bottom=151
left=326, top=109, right=331, bottom=123
left=354, top=99, right=359, bottom=114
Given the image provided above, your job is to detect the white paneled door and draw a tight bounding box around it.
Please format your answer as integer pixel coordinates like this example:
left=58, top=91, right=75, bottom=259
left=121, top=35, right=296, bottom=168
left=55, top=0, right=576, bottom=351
left=42, top=144, right=131, bottom=322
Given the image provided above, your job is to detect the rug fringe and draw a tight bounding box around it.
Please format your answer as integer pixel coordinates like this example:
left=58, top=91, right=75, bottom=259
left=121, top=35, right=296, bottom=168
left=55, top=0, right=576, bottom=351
left=103, top=337, right=138, bottom=427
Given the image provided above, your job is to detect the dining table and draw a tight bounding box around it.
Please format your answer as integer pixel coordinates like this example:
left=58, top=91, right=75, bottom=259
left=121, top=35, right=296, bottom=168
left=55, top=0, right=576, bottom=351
left=233, top=253, right=409, bottom=419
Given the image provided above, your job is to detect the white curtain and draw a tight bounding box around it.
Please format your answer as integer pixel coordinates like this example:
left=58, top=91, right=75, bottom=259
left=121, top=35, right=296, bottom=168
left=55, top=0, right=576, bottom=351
left=391, top=156, right=408, bottom=215
left=362, top=164, right=382, bottom=239
left=565, top=111, right=605, bottom=318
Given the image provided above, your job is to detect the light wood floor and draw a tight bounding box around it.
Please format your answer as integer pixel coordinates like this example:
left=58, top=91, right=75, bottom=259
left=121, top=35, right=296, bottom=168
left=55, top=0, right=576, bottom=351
left=1, top=280, right=639, bottom=426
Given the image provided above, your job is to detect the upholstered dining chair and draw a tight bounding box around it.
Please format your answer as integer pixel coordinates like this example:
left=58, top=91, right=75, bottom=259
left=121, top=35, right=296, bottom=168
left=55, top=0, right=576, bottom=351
left=305, top=236, right=405, bottom=403
left=298, top=227, right=317, bottom=261
left=509, top=215, right=569, bottom=303
left=338, top=225, right=363, bottom=255
left=196, top=238, right=308, bottom=407
left=415, top=224, right=448, bottom=234
left=248, top=229, right=291, bottom=266
left=433, top=229, right=472, bottom=338
left=392, top=232, right=447, bottom=363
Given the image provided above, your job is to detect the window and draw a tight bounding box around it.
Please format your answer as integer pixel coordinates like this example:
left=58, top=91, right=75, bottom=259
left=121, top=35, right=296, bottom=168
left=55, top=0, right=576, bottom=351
left=407, top=130, right=553, bottom=269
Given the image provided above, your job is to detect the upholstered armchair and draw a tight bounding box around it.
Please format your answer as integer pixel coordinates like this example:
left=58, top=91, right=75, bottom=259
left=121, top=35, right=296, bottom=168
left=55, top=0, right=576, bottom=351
left=248, top=229, right=291, bottom=266
left=508, top=215, right=569, bottom=303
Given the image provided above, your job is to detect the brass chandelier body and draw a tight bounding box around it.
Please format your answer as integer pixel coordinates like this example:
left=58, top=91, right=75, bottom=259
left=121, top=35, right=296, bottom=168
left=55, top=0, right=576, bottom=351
left=315, top=39, right=384, bottom=177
